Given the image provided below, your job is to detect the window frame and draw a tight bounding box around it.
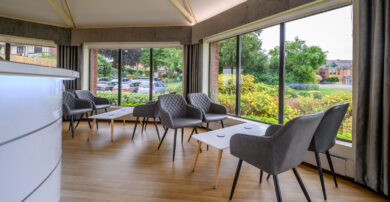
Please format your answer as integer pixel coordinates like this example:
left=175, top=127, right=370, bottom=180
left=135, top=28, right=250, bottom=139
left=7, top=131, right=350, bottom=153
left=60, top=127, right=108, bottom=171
left=208, top=4, right=354, bottom=143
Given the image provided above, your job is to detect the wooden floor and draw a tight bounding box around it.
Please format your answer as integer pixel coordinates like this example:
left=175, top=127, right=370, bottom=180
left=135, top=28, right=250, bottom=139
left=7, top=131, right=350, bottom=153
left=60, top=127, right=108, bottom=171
left=61, top=121, right=386, bottom=202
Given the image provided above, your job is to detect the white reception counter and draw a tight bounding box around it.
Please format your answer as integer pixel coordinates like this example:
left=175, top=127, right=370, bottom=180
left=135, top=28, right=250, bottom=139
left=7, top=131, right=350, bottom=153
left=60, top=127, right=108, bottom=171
left=0, top=61, right=79, bottom=202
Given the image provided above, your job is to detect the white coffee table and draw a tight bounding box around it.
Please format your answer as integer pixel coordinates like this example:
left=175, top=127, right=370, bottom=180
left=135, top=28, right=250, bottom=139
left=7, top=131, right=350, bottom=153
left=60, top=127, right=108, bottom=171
left=191, top=122, right=267, bottom=189
left=88, top=107, right=134, bottom=142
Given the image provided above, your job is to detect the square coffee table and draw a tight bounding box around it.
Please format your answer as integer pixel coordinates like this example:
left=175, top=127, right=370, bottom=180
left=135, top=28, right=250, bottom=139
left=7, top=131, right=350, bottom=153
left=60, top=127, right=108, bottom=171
left=191, top=122, right=267, bottom=189
left=88, top=107, right=134, bottom=142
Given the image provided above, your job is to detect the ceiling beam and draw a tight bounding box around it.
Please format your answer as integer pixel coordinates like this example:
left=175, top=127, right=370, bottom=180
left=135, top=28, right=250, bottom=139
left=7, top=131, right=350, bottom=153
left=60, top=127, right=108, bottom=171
left=169, top=0, right=196, bottom=25
left=46, top=0, right=75, bottom=27
left=182, top=0, right=197, bottom=23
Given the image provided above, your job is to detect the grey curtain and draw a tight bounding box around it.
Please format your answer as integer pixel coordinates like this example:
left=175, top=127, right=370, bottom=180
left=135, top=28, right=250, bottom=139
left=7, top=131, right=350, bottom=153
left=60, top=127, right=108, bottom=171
left=183, top=44, right=201, bottom=96
left=58, top=45, right=81, bottom=90
left=355, top=0, right=390, bottom=196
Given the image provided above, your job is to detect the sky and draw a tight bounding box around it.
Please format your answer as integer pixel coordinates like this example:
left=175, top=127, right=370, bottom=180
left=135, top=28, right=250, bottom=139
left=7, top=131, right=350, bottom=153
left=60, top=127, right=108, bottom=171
left=260, top=6, right=353, bottom=60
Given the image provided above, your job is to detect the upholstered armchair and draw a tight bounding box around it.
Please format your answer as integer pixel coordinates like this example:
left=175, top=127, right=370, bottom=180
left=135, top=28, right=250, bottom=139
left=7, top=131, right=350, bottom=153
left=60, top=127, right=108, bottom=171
left=63, top=91, right=93, bottom=138
left=157, top=94, right=202, bottom=161
left=187, top=93, right=227, bottom=142
left=229, top=113, right=324, bottom=202
left=132, top=101, right=161, bottom=140
left=75, top=90, right=110, bottom=129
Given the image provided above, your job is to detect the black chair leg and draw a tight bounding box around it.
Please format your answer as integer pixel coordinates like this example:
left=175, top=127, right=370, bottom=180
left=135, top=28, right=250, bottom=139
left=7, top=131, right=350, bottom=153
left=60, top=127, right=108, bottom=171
left=75, top=113, right=84, bottom=129
left=181, top=128, right=184, bottom=144
left=229, top=159, right=243, bottom=200
left=188, top=127, right=195, bottom=142
left=292, top=168, right=311, bottom=202
left=132, top=117, right=139, bottom=140
left=326, top=151, right=338, bottom=187
left=172, top=128, right=177, bottom=161
left=267, top=173, right=271, bottom=181
left=206, top=122, right=209, bottom=150
left=95, top=110, right=99, bottom=129
left=70, top=115, right=75, bottom=139
left=153, top=117, right=160, bottom=140
left=68, top=121, right=71, bottom=131
left=273, top=175, right=282, bottom=202
left=260, top=170, right=263, bottom=183
left=141, top=117, right=146, bottom=132
left=157, top=128, right=168, bottom=150
left=144, top=117, right=149, bottom=131
left=104, top=108, right=108, bottom=112
left=315, top=152, right=327, bottom=200
left=221, top=120, right=225, bottom=128
left=86, top=113, right=91, bottom=128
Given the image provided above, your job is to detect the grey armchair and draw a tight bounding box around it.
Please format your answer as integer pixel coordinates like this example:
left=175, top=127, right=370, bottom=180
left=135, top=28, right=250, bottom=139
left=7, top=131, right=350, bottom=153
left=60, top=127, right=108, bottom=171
left=75, top=90, right=110, bottom=129
left=132, top=101, right=160, bottom=140
left=187, top=93, right=227, bottom=142
left=63, top=91, right=93, bottom=138
left=309, top=103, right=349, bottom=200
left=229, top=113, right=324, bottom=202
left=157, top=94, right=202, bottom=161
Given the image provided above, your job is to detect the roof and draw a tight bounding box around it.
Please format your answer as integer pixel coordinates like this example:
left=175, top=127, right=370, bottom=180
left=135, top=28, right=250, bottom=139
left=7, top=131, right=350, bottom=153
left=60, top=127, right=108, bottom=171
left=320, top=60, right=352, bottom=70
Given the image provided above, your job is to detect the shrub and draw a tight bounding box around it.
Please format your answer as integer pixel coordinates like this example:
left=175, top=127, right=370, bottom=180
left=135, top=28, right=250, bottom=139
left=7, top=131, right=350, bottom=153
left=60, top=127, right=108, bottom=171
left=327, top=77, right=340, bottom=83
left=286, top=83, right=319, bottom=90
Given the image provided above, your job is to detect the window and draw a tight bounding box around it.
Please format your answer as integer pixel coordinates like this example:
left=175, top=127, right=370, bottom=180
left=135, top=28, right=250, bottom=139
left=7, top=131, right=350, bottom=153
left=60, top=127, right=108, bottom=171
left=284, top=6, right=353, bottom=141
left=209, top=5, right=353, bottom=141
left=0, top=42, right=5, bottom=60
left=210, top=37, right=237, bottom=114
left=92, top=47, right=183, bottom=106
left=10, top=44, right=57, bottom=67
left=240, top=26, right=280, bottom=123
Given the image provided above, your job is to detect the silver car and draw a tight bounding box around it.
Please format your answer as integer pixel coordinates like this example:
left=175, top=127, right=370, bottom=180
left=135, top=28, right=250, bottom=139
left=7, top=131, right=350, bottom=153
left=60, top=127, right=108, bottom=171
left=137, top=81, right=166, bottom=94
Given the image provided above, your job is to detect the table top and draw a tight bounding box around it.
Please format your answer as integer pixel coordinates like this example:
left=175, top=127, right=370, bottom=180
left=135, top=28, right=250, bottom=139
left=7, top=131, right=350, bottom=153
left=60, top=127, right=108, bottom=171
left=192, top=123, right=268, bottom=150
left=89, top=107, right=134, bottom=120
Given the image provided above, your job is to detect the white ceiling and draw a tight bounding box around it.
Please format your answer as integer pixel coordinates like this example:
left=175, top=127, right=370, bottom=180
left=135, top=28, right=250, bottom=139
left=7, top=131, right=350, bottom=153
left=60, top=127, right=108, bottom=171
left=0, top=0, right=246, bottom=28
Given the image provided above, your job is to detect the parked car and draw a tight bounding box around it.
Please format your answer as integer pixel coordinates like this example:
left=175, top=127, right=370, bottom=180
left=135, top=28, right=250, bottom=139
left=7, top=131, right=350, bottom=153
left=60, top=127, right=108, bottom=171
left=112, top=83, right=130, bottom=91
left=129, top=81, right=142, bottom=93
left=138, top=81, right=166, bottom=94
left=97, top=82, right=111, bottom=91
left=98, top=77, right=110, bottom=82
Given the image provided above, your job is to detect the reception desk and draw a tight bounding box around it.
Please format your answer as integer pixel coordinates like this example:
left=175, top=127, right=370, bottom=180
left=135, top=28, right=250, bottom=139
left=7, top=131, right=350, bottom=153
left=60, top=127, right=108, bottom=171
left=0, top=61, right=78, bottom=202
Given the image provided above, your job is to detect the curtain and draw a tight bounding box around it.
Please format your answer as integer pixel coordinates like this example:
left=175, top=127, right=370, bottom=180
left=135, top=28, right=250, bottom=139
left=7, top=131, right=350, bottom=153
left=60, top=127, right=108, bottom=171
left=355, top=0, right=390, bottom=196
left=57, top=45, right=81, bottom=90
left=183, top=44, right=201, bottom=96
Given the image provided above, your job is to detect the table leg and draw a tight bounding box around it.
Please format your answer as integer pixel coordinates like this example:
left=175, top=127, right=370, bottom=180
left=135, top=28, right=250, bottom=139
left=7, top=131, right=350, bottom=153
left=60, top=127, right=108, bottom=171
left=110, top=119, right=114, bottom=142
left=213, top=150, right=223, bottom=189
left=87, top=119, right=96, bottom=141
left=192, top=142, right=202, bottom=172
left=123, top=117, right=126, bottom=125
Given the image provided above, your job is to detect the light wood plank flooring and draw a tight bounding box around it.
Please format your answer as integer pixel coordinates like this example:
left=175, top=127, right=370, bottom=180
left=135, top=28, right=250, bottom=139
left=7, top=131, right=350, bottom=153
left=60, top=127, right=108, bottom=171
left=61, top=121, right=386, bottom=202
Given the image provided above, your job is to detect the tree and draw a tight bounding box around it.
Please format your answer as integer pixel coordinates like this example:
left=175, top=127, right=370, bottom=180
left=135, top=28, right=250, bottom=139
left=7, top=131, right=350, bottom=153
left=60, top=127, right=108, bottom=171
left=269, top=37, right=327, bottom=84
left=140, top=48, right=183, bottom=78
left=98, top=49, right=142, bottom=68
left=97, top=54, right=112, bottom=77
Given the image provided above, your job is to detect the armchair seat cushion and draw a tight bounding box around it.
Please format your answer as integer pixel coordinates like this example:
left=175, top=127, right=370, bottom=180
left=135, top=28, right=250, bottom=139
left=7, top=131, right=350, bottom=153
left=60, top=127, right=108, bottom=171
left=95, top=104, right=110, bottom=110
left=68, top=108, right=92, bottom=116
left=204, top=113, right=227, bottom=122
left=172, top=118, right=202, bottom=128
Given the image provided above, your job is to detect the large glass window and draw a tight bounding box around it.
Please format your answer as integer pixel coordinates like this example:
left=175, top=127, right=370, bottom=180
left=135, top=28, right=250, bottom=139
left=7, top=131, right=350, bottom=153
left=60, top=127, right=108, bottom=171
left=93, top=47, right=183, bottom=106
left=153, top=48, right=183, bottom=98
left=10, top=43, right=57, bottom=67
left=240, top=26, right=280, bottom=123
left=210, top=37, right=237, bottom=114
left=96, top=49, right=119, bottom=106
left=209, top=5, right=353, bottom=141
left=284, top=6, right=353, bottom=141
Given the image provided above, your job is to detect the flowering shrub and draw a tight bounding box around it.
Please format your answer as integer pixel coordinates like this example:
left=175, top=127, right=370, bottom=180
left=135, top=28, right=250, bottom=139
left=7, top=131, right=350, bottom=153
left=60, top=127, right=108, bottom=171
left=216, top=74, right=353, bottom=140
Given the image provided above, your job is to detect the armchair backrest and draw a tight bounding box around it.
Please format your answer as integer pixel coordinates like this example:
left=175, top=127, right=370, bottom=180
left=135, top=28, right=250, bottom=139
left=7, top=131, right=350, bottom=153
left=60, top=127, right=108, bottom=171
left=310, top=103, right=350, bottom=152
left=133, top=102, right=159, bottom=118
left=63, top=91, right=76, bottom=115
left=158, top=94, right=187, bottom=118
left=187, top=93, right=211, bottom=113
left=75, top=90, right=95, bottom=104
left=271, top=112, right=323, bottom=173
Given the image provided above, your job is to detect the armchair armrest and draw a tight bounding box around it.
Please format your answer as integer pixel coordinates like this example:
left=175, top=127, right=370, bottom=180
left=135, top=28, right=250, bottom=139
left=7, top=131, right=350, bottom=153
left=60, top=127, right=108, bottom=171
left=265, top=124, right=283, bottom=137
left=74, top=99, right=93, bottom=110
left=62, top=104, right=71, bottom=116
left=230, top=134, right=275, bottom=173
left=209, top=102, right=227, bottom=115
left=186, top=104, right=202, bottom=120
left=159, top=108, right=174, bottom=128
left=93, top=96, right=110, bottom=105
